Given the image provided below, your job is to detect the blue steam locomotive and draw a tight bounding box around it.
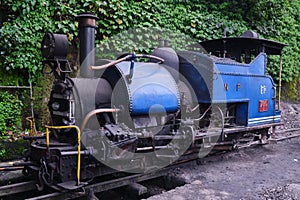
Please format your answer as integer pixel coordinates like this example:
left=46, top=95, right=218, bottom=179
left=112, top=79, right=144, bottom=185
left=24, top=13, right=286, bottom=191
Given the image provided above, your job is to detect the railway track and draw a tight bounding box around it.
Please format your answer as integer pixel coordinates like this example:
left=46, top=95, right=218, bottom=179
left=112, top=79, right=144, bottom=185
left=1, top=128, right=300, bottom=200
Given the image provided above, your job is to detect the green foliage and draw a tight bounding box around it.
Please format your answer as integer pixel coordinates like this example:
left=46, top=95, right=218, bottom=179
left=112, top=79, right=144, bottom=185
left=95, top=0, right=248, bottom=59
left=282, top=76, right=300, bottom=102
left=32, top=74, right=54, bottom=130
left=246, top=0, right=300, bottom=83
left=1, top=1, right=52, bottom=76
left=0, top=91, right=23, bottom=134
left=0, top=144, right=7, bottom=161
left=0, top=0, right=85, bottom=78
left=0, top=0, right=299, bottom=105
left=1, top=0, right=299, bottom=82
left=0, top=140, right=28, bottom=161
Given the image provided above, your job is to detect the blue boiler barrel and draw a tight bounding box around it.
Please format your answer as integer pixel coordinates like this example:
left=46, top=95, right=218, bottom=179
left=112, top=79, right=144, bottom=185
left=101, top=61, right=180, bottom=116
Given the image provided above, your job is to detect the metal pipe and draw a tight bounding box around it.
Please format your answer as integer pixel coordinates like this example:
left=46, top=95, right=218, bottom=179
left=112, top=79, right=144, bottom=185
left=29, top=72, right=36, bottom=134
left=60, top=150, right=90, bottom=156
left=136, top=145, right=169, bottom=152
left=278, top=51, right=283, bottom=110
left=26, top=117, right=35, bottom=137
left=0, top=86, right=31, bottom=89
left=80, top=108, right=120, bottom=131
left=75, top=13, right=98, bottom=78
left=90, top=54, right=164, bottom=70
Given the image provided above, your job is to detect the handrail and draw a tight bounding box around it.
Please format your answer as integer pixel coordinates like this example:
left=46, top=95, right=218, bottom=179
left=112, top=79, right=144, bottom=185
left=45, top=125, right=81, bottom=186
left=44, top=108, right=120, bottom=186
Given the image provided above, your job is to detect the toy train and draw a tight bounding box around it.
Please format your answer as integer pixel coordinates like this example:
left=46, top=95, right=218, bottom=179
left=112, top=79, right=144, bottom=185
left=22, top=13, right=286, bottom=191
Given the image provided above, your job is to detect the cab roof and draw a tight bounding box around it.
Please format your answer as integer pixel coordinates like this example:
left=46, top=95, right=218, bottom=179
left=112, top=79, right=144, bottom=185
left=200, top=35, right=287, bottom=56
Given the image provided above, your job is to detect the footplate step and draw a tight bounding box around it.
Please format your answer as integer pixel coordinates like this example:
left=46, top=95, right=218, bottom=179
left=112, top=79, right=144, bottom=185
left=57, top=181, right=87, bottom=190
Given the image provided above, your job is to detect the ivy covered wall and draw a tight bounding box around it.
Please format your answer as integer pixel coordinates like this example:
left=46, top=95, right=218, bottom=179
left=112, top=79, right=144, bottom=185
left=0, top=0, right=299, bottom=132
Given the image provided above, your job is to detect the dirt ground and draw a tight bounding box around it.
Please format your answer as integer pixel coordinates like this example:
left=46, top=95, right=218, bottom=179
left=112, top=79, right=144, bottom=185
left=146, top=136, right=300, bottom=200
left=146, top=102, right=300, bottom=200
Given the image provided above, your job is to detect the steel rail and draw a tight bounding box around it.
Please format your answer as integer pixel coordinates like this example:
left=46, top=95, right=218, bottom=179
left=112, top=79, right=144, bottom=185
left=273, top=130, right=300, bottom=141
left=0, top=181, right=37, bottom=197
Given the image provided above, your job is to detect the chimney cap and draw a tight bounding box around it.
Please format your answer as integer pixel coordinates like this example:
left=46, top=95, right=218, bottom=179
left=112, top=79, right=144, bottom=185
left=76, top=12, right=99, bottom=20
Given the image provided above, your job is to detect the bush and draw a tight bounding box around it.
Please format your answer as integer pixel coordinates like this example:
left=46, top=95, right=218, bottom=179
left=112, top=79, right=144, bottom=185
left=0, top=91, right=23, bottom=134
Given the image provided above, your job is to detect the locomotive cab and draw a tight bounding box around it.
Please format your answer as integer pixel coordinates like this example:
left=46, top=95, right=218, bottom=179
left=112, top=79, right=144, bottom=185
left=198, top=31, right=287, bottom=131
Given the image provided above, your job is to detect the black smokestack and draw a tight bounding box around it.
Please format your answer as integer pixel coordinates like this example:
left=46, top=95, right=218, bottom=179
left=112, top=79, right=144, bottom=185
left=76, top=13, right=98, bottom=78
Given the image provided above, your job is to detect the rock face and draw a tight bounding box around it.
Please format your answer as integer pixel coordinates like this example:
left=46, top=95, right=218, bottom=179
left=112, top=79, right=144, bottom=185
left=278, top=102, right=300, bottom=130
left=262, top=184, right=300, bottom=200
left=287, top=184, right=300, bottom=199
